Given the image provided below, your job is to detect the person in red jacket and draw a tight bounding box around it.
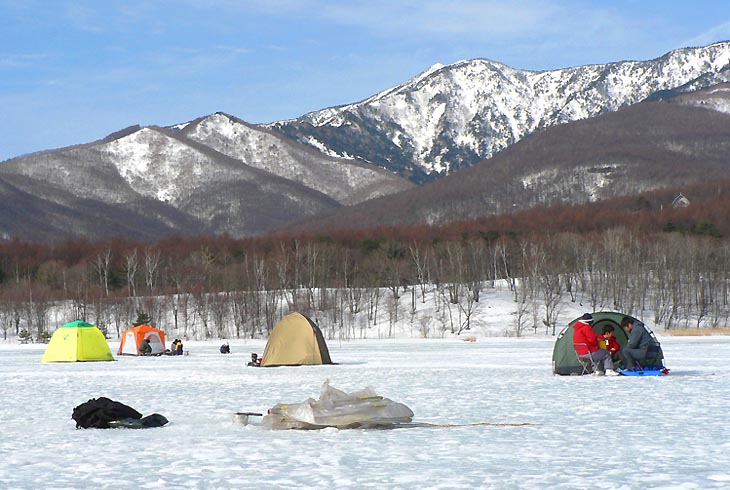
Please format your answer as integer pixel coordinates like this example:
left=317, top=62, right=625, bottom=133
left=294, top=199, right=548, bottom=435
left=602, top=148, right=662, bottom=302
left=573, top=313, right=616, bottom=375
left=598, top=325, right=624, bottom=367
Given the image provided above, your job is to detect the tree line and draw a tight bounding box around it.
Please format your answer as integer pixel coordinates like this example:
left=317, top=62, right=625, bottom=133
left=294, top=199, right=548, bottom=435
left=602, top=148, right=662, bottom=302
left=1, top=225, right=729, bottom=341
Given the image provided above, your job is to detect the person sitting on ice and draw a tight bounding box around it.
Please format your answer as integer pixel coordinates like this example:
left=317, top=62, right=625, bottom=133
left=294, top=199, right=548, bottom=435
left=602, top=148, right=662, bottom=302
left=620, top=317, right=651, bottom=371
left=598, top=325, right=624, bottom=366
left=573, top=313, right=617, bottom=375
left=247, top=352, right=261, bottom=367
left=220, top=343, right=230, bottom=354
left=139, top=338, right=152, bottom=356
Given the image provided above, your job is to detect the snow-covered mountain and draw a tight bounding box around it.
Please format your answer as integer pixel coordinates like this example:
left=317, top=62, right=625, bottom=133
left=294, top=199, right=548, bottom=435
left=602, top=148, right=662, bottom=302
left=269, top=42, right=730, bottom=182
left=0, top=126, right=345, bottom=240
left=179, top=112, right=413, bottom=206
left=3, top=42, right=730, bottom=242
left=278, top=86, right=730, bottom=233
left=0, top=113, right=412, bottom=241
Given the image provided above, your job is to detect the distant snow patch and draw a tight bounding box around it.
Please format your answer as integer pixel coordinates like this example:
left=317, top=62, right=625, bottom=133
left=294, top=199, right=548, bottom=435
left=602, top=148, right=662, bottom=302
left=521, top=164, right=622, bottom=202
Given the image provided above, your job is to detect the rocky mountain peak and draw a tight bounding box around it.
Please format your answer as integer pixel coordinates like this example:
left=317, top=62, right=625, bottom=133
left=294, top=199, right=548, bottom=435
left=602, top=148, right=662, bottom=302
left=270, top=41, right=730, bottom=183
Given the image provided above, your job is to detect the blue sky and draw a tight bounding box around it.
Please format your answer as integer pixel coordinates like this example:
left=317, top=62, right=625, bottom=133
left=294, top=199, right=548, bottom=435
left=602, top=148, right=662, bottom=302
left=1, top=0, right=729, bottom=160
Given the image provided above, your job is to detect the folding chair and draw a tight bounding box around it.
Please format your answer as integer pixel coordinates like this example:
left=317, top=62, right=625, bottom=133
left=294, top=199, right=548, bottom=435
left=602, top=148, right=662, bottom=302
left=573, top=342, right=598, bottom=375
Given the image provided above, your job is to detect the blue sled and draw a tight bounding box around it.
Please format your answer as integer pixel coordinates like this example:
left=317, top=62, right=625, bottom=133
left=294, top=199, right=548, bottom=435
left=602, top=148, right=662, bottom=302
left=617, top=367, right=670, bottom=376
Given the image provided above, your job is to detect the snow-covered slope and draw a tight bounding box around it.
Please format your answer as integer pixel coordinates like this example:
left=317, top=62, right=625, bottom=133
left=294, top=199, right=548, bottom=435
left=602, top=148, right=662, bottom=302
left=279, top=89, right=730, bottom=232
left=0, top=126, right=341, bottom=240
left=181, top=113, right=413, bottom=205
left=102, top=127, right=224, bottom=204
left=270, top=42, right=730, bottom=182
left=668, top=82, right=730, bottom=114
left=4, top=42, right=730, bottom=242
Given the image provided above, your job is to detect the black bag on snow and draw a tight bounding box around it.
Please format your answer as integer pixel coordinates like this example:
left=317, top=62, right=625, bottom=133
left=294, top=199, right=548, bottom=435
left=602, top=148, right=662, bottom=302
left=107, top=413, right=169, bottom=429
left=72, top=397, right=143, bottom=429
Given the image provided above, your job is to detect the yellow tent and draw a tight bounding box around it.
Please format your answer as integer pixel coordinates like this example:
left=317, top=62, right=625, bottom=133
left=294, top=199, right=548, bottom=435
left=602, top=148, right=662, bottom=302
left=41, top=320, right=114, bottom=363
left=261, top=312, right=333, bottom=367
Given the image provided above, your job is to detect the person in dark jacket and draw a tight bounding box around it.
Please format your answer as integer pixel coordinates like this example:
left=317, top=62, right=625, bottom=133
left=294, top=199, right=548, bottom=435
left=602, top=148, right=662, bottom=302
left=139, top=338, right=152, bottom=356
left=247, top=352, right=261, bottom=367
left=621, top=317, right=651, bottom=370
left=573, top=313, right=616, bottom=375
left=220, top=343, right=230, bottom=354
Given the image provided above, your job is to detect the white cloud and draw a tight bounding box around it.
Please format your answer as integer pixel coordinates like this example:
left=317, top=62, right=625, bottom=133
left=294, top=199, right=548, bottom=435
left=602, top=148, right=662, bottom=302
left=0, top=53, right=49, bottom=68
left=146, top=45, right=251, bottom=75
left=177, top=0, right=303, bottom=15
left=63, top=2, right=104, bottom=32
left=684, top=21, right=730, bottom=47
left=324, top=1, right=558, bottom=37
left=165, top=0, right=568, bottom=37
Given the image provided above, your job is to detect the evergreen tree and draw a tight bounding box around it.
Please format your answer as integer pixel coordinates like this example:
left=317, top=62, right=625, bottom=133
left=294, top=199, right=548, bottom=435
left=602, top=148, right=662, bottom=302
left=133, top=311, right=152, bottom=326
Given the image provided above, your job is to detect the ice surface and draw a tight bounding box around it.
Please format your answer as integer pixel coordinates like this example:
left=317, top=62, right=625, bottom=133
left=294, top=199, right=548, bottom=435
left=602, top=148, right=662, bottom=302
left=1, top=336, right=729, bottom=489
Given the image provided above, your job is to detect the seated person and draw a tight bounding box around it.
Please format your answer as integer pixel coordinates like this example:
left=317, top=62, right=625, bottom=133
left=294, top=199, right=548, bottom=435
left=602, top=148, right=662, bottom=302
left=598, top=325, right=624, bottom=366
left=176, top=339, right=184, bottom=356
left=139, top=338, right=152, bottom=356
left=620, top=317, right=651, bottom=370
left=247, top=352, right=261, bottom=367
left=573, top=313, right=616, bottom=375
left=220, top=343, right=230, bottom=354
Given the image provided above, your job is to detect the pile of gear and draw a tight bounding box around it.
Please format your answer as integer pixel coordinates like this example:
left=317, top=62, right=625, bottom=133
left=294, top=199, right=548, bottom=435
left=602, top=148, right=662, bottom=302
left=72, top=397, right=168, bottom=429
left=262, top=380, right=414, bottom=430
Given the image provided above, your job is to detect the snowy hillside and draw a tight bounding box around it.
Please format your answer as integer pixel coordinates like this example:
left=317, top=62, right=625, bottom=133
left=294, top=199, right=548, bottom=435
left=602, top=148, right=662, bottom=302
left=3, top=42, right=730, bottom=241
left=101, top=127, right=232, bottom=204
left=181, top=113, right=413, bottom=205
left=0, top=126, right=341, bottom=240
left=279, top=90, right=730, bottom=232
left=270, top=42, right=730, bottom=182
left=668, top=82, right=730, bottom=114
left=0, top=111, right=413, bottom=241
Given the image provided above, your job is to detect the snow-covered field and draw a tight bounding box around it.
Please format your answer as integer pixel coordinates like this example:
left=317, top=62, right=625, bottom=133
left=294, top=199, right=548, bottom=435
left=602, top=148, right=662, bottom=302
left=1, top=336, right=728, bottom=489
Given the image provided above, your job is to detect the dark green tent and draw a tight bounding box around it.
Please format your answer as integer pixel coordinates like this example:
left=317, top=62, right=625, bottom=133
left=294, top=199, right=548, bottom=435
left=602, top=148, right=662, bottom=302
left=552, top=312, right=665, bottom=375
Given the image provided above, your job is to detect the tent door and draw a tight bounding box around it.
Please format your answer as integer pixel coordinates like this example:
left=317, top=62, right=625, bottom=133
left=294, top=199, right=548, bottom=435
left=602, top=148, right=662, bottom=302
left=124, top=332, right=136, bottom=355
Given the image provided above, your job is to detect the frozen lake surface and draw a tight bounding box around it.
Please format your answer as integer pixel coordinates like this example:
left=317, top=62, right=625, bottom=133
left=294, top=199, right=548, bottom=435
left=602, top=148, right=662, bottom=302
left=1, top=336, right=729, bottom=489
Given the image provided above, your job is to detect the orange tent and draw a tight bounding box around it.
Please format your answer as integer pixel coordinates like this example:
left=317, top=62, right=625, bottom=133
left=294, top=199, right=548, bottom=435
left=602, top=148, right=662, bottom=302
left=118, top=324, right=166, bottom=356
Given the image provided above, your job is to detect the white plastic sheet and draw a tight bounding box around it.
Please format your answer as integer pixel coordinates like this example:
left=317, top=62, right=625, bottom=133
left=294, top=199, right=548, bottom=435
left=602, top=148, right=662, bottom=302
left=262, top=380, right=414, bottom=430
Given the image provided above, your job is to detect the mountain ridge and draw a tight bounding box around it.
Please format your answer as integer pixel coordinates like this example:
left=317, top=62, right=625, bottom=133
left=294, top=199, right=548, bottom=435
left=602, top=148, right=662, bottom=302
left=269, top=41, right=730, bottom=182
left=2, top=42, right=730, bottom=242
left=274, top=84, right=730, bottom=233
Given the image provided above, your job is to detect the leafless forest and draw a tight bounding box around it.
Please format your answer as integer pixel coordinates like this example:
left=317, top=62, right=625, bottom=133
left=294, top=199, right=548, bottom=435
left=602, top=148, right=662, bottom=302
left=1, top=201, right=729, bottom=341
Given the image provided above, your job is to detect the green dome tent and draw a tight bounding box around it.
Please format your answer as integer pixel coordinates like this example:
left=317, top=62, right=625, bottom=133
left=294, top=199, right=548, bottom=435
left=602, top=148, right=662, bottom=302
left=552, top=312, right=665, bottom=375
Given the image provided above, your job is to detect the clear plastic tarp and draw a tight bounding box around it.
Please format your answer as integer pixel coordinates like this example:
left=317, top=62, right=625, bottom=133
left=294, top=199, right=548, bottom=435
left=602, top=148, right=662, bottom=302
left=262, top=380, right=414, bottom=430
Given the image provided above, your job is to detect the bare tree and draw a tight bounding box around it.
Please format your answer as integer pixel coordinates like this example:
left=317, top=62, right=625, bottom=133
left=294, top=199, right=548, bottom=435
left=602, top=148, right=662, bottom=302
left=511, top=277, right=531, bottom=337
left=124, top=248, right=139, bottom=298
left=409, top=241, right=430, bottom=304
left=94, top=248, right=112, bottom=297
left=210, top=291, right=230, bottom=338
left=143, top=248, right=161, bottom=295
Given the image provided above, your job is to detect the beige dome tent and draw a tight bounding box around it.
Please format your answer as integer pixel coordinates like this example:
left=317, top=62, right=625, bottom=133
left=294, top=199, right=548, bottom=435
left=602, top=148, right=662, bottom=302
left=261, top=312, right=333, bottom=367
